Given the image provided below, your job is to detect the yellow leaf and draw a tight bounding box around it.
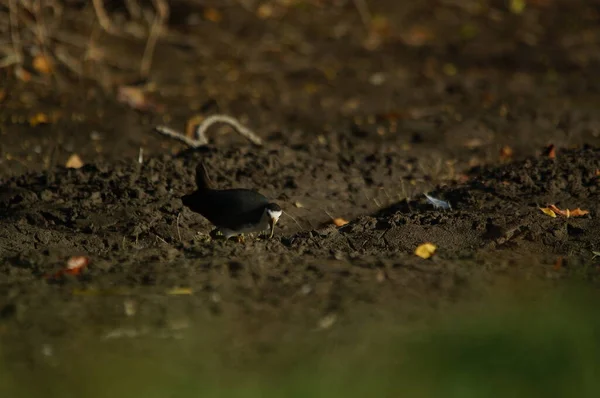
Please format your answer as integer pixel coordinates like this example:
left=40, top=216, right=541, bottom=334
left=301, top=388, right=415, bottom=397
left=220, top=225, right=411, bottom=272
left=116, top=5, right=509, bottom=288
left=509, top=0, right=526, bottom=14
left=415, top=242, right=436, bottom=259
left=166, top=287, right=193, bottom=295
left=540, top=207, right=557, bottom=218
left=66, top=154, right=84, bottom=169
left=29, top=112, right=50, bottom=126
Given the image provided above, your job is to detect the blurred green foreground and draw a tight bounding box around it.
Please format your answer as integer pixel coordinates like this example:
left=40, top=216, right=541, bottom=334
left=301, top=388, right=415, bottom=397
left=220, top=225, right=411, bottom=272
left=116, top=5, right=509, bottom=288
left=1, top=283, right=599, bottom=398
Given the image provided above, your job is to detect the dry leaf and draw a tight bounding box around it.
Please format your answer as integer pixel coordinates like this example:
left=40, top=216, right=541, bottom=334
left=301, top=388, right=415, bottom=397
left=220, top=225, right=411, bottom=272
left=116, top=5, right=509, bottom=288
left=569, top=208, right=590, bottom=217
left=29, top=112, right=50, bottom=126
left=540, top=207, right=557, bottom=217
left=463, top=138, right=484, bottom=149
left=0, top=89, right=5, bottom=103
left=544, top=205, right=589, bottom=218
left=15, top=67, right=32, bottom=82
left=47, top=256, right=89, bottom=279
left=553, top=257, right=563, bottom=271
left=257, top=3, right=274, bottom=19
left=65, top=256, right=89, bottom=275
left=500, top=145, right=513, bottom=160
left=33, top=55, right=53, bottom=75
left=66, top=154, right=84, bottom=169
left=402, top=25, right=433, bottom=47
left=415, top=242, right=436, bottom=259
left=442, top=63, right=458, bottom=77
left=332, top=218, right=349, bottom=227
left=203, top=7, right=222, bottom=22
left=509, top=0, right=526, bottom=14
left=543, top=144, right=556, bottom=159
left=117, top=85, right=163, bottom=112
left=166, top=287, right=193, bottom=295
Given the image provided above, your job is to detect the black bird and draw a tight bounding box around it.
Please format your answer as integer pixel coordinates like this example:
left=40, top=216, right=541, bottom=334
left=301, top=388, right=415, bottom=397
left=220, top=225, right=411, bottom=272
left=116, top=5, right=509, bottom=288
left=181, top=162, right=282, bottom=240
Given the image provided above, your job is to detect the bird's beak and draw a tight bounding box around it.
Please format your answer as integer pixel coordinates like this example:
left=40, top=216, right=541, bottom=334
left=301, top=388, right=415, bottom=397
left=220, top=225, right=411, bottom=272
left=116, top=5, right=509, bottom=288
left=268, top=217, right=278, bottom=239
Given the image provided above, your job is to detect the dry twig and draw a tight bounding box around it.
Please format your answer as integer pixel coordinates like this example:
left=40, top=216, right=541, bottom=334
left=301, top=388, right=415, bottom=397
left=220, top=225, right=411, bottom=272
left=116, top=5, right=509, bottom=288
left=140, top=0, right=169, bottom=77
left=154, top=114, right=263, bottom=147
left=92, top=0, right=120, bottom=34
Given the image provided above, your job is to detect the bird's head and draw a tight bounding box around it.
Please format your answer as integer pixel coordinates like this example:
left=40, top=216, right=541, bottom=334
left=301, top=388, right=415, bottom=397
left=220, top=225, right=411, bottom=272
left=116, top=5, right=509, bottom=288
left=265, top=203, right=282, bottom=238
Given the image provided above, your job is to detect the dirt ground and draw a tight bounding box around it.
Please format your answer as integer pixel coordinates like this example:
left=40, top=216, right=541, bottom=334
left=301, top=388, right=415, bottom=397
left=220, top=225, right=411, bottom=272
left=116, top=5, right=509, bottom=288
left=1, top=0, right=600, bottom=376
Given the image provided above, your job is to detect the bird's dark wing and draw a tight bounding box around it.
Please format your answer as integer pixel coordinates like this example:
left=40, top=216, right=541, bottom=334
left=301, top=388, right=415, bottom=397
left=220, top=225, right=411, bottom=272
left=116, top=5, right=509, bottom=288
left=182, top=188, right=269, bottom=227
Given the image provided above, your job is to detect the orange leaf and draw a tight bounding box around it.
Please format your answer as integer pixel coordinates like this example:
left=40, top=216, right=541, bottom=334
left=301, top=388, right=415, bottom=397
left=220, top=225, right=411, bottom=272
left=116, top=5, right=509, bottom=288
left=65, top=256, right=89, bottom=275
left=553, top=257, right=563, bottom=271
left=46, top=256, right=89, bottom=279
left=332, top=218, right=349, bottom=227
left=569, top=208, right=590, bottom=217
left=29, top=112, right=50, bottom=126
left=548, top=204, right=567, bottom=217
left=543, top=144, right=556, bottom=159
left=203, top=7, right=222, bottom=23
left=546, top=204, right=589, bottom=218
left=499, top=145, right=513, bottom=160
left=33, top=55, right=53, bottom=75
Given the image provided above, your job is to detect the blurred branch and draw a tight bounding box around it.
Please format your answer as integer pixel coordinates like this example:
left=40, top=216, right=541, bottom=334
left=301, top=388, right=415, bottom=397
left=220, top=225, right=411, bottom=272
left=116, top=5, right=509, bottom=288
left=140, top=0, right=169, bottom=77
left=92, top=0, right=120, bottom=35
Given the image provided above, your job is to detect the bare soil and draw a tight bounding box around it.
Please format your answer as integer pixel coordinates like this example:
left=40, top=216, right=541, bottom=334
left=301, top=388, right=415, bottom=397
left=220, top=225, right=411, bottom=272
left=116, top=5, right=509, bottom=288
left=1, top=0, right=600, bottom=371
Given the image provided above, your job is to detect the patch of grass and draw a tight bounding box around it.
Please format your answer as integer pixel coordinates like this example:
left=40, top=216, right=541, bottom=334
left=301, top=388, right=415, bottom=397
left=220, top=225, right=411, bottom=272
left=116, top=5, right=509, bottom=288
left=2, top=286, right=600, bottom=398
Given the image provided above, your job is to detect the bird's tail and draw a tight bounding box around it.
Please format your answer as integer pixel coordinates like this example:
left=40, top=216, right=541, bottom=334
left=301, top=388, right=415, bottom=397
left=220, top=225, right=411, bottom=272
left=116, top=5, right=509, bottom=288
left=195, top=161, right=214, bottom=190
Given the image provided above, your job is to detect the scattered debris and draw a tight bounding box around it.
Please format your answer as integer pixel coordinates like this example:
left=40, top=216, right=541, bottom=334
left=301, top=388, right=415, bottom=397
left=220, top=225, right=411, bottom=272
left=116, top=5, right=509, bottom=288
left=500, top=145, right=513, bottom=160
left=509, top=0, right=526, bottom=14
left=424, top=193, right=452, bottom=210
left=592, top=251, right=600, bottom=260
left=317, top=313, right=337, bottom=330
left=553, top=257, right=564, bottom=271
left=540, top=205, right=590, bottom=218
left=15, top=67, right=32, bottom=82
left=47, top=256, right=89, bottom=279
left=29, top=113, right=50, bottom=127
left=166, top=287, right=193, bottom=295
left=117, top=85, right=164, bottom=112
left=203, top=7, right=222, bottom=22
left=123, top=299, right=137, bottom=316
left=65, top=154, right=84, bottom=169
left=32, top=55, right=53, bottom=75
left=294, top=201, right=304, bottom=208
left=415, top=243, right=436, bottom=259
left=542, top=144, right=556, bottom=159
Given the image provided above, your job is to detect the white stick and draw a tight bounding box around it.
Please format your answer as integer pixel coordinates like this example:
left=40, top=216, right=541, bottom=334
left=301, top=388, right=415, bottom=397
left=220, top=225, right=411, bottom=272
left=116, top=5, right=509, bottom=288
left=154, top=114, right=263, bottom=147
